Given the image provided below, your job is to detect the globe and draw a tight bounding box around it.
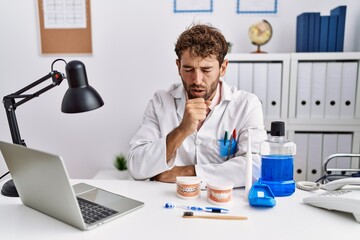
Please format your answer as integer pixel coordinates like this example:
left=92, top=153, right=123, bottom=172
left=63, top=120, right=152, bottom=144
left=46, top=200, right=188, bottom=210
left=248, top=20, right=272, bottom=53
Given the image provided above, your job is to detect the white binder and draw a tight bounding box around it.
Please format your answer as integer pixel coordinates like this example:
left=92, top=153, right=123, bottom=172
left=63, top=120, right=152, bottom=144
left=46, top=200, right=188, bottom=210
left=224, top=62, right=239, bottom=88
left=266, top=63, right=282, bottom=119
left=294, top=133, right=308, bottom=181
left=238, top=63, right=254, bottom=93
left=296, top=62, right=312, bottom=118
left=253, top=63, right=268, bottom=116
left=310, top=62, right=327, bottom=118
left=340, top=62, right=358, bottom=118
left=324, top=62, right=342, bottom=118
left=307, top=133, right=323, bottom=182
left=336, top=134, right=352, bottom=171
left=322, top=133, right=338, bottom=172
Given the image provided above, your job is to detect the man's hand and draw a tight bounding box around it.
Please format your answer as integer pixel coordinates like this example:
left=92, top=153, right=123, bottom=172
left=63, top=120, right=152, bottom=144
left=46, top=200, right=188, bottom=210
left=151, top=166, right=195, bottom=183
left=165, top=98, right=210, bottom=162
left=179, top=98, right=211, bottom=135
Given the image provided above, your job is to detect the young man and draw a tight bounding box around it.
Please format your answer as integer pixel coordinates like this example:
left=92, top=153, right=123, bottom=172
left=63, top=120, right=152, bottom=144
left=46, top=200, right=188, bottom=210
left=127, top=24, right=267, bottom=187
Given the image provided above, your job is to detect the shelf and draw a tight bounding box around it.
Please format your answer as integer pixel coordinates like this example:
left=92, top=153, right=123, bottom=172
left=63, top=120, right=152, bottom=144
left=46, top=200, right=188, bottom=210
left=291, top=52, right=360, bottom=61
left=226, top=53, right=290, bottom=62
left=226, top=52, right=360, bottom=181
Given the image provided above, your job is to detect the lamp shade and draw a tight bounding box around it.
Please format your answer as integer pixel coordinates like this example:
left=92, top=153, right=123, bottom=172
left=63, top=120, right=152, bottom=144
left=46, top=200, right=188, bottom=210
left=61, top=60, right=104, bottom=113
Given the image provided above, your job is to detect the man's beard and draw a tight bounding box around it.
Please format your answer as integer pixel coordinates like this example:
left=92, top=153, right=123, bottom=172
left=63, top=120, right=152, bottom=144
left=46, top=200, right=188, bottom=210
left=183, top=79, right=219, bottom=101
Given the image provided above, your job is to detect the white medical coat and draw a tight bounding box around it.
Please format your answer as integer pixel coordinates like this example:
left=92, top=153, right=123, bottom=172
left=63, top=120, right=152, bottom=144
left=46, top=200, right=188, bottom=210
left=128, top=81, right=267, bottom=188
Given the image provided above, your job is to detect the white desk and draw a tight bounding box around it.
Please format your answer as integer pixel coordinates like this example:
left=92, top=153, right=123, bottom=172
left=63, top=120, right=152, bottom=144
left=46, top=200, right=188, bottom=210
left=0, top=179, right=358, bottom=239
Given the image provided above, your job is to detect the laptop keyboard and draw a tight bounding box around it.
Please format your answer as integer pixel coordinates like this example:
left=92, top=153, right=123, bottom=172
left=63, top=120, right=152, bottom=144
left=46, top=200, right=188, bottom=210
left=77, top=197, right=119, bottom=224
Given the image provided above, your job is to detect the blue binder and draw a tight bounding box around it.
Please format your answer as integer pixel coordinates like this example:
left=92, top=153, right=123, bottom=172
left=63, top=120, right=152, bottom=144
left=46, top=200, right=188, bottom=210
left=313, top=13, right=321, bottom=52
left=296, top=13, right=310, bottom=52
left=330, top=5, right=347, bottom=52
left=319, top=16, right=329, bottom=52
left=327, top=15, right=338, bottom=52
left=308, top=13, right=316, bottom=52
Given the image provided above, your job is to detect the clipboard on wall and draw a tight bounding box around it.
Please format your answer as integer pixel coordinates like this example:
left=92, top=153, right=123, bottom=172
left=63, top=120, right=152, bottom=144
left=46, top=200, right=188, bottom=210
left=37, top=0, right=92, bottom=54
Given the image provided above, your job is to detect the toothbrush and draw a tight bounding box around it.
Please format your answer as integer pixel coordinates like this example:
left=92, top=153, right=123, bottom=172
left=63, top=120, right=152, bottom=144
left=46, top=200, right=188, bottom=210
left=164, top=203, right=229, bottom=213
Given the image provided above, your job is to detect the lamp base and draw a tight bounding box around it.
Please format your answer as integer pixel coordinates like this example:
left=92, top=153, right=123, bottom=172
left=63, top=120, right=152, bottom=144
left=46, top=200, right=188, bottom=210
left=1, top=179, right=19, bottom=197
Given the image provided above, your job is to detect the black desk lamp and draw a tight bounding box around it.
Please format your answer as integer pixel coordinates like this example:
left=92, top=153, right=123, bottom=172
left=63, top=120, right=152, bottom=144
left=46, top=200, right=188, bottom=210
left=1, top=59, right=104, bottom=197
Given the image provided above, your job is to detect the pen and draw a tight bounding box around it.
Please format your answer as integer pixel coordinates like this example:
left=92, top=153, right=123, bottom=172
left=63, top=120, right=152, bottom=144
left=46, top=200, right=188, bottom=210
left=223, top=131, right=228, bottom=146
left=227, top=136, right=232, bottom=160
left=232, top=129, right=236, bottom=140
left=205, top=207, right=229, bottom=213
left=232, top=129, right=237, bottom=158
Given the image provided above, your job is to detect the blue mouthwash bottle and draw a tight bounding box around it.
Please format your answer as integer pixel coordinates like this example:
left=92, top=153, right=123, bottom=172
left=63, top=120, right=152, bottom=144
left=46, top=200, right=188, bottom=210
left=260, top=121, right=296, bottom=197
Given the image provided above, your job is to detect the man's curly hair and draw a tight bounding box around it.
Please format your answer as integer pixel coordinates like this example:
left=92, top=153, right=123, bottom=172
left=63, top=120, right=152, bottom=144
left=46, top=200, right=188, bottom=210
left=174, top=24, right=228, bottom=66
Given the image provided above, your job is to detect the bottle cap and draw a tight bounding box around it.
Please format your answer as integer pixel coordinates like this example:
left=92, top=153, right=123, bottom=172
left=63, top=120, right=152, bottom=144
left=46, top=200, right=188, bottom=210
left=270, top=121, right=285, bottom=136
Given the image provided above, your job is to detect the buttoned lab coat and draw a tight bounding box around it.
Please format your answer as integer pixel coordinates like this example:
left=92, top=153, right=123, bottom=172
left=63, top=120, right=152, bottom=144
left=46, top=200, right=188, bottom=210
left=128, top=81, right=267, bottom=188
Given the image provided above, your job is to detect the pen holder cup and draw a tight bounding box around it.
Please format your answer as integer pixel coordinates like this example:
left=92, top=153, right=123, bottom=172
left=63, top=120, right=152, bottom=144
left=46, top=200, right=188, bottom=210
left=218, top=139, right=237, bottom=158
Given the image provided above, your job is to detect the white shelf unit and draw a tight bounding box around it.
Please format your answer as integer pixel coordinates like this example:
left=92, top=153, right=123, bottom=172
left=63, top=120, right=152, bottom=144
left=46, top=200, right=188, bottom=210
left=226, top=53, right=290, bottom=131
left=288, top=52, right=360, bottom=131
left=288, top=52, right=360, bottom=181
left=226, top=52, right=360, bottom=181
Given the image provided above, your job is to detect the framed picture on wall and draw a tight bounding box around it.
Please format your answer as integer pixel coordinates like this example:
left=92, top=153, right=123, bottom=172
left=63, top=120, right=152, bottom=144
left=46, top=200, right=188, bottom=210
left=38, top=0, right=92, bottom=54
left=173, top=0, right=213, bottom=13
left=237, top=0, right=278, bottom=14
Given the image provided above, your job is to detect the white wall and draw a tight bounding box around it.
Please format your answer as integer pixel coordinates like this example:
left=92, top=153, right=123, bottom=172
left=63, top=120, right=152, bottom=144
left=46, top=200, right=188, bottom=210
left=1, top=0, right=359, bottom=179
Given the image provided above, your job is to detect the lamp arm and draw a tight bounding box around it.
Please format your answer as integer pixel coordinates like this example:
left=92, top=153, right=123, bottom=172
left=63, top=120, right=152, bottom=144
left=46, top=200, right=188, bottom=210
left=2, top=71, right=65, bottom=146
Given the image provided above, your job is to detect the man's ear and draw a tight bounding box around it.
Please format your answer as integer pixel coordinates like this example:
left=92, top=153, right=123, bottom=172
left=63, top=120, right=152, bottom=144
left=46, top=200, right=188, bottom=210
left=220, top=59, right=229, bottom=77
left=176, top=59, right=181, bottom=75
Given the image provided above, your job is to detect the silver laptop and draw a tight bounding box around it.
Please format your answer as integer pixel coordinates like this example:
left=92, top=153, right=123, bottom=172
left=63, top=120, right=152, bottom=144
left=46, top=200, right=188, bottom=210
left=0, top=141, right=144, bottom=230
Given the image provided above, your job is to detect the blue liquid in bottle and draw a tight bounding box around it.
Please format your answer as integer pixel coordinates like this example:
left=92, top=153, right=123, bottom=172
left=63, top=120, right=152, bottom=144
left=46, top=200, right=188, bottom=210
left=260, top=122, right=296, bottom=197
left=261, top=155, right=295, bottom=196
